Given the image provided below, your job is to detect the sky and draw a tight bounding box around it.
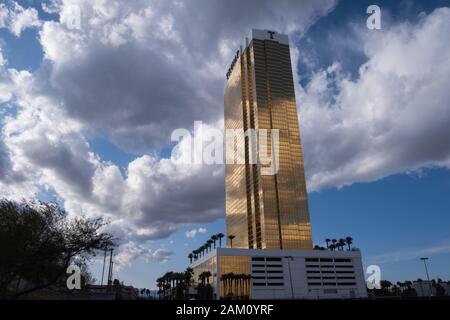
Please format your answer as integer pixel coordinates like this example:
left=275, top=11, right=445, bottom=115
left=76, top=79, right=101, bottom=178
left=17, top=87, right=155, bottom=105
left=0, top=0, right=449, bottom=290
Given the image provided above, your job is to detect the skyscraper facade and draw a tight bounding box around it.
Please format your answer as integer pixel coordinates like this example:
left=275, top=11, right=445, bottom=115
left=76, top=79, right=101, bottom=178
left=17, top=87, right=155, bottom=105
left=185, top=30, right=366, bottom=300
left=224, top=29, right=312, bottom=250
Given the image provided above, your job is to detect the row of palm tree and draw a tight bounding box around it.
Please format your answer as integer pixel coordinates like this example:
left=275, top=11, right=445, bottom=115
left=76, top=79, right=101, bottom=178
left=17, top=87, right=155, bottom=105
left=198, top=271, right=212, bottom=285
left=197, top=271, right=214, bottom=299
left=188, top=233, right=226, bottom=263
left=157, top=268, right=217, bottom=300
left=156, top=267, right=194, bottom=300
left=322, top=236, right=353, bottom=251
left=381, top=279, right=448, bottom=297
left=220, top=272, right=251, bottom=300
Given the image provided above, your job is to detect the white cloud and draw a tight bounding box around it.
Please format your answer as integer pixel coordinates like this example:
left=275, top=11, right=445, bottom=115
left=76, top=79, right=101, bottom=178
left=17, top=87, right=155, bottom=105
left=298, top=7, right=450, bottom=191
left=36, top=0, right=337, bottom=152
left=185, top=227, right=207, bottom=239
left=0, top=0, right=337, bottom=249
left=114, top=242, right=173, bottom=271
left=185, top=229, right=197, bottom=239
left=369, top=242, right=450, bottom=264
left=2, top=1, right=449, bottom=269
left=41, top=0, right=62, bottom=15
left=0, top=6, right=8, bottom=29
left=0, top=1, right=42, bottom=37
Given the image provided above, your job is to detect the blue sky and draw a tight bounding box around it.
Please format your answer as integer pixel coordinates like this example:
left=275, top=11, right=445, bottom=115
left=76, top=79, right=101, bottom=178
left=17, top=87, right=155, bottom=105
left=102, top=168, right=450, bottom=288
left=1, top=0, right=450, bottom=290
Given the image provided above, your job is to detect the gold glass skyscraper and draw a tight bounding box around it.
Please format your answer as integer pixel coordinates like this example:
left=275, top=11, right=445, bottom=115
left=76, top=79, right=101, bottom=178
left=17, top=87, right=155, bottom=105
left=224, top=29, right=312, bottom=250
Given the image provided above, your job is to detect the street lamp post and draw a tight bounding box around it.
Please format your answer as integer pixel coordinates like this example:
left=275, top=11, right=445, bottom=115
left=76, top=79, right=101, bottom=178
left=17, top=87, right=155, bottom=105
left=420, top=257, right=432, bottom=297
left=284, top=256, right=294, bottom=299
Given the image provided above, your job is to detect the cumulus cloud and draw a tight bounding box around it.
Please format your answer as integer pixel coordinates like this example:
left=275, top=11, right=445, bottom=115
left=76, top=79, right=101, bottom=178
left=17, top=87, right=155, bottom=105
left=0, top=46, right=32, bottom=104
left=0, top=47, right=37, bottom=198
left=185, top=229, right=197, bottom=239
left=0, top=0, right=337, bottom=268
left=37, top=0, right=336, bottom=152
left=299, top=7, right=450, bottom=191
left=3, top=102, right=224, bottom=241
left=185, top=227, right=207, bottom=239
left=114, top=242, right=173, bottom=270
left=2, top=0, right=450, bottom=267
left=0, top=1, right=41, bottom=36
left=41, top=0, right=62, bottom=15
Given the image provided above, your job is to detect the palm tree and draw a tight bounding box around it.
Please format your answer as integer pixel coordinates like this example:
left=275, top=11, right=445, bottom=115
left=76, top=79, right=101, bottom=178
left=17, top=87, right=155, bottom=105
left=211, top=235, right=218, bottom=248
left=156, top=277, right=164, bottom=299
left=380, top=280, right=393, bottom=290
left=329, top=244, right=336, bottom=251
left=188, top=253, right=193, bottom=264
left=244, top=274, right=251, bottom=299
left=238, top=274, right=245, bottom=299
left=163, top=272, right=172, bottom=299
left=185, top=268, right=194, bottom=286
left=207, top=239, right=213, bottom=252
left=182, top=267, right=194, bottom=299
left=204, top=271, right=212, bottom=284
left=171, top=273, right=177, bottom=299
left=228, top=234, right=235, bottom=248
left=217, top=233, right=224, bottom=247
left=345, top=236, right=353, bottom=250
left=199, top=272, right=210, bottom=285
left=338, top=238, right=346, bottom=251
left=331, top=239, right=337, bottom=250
left=222, top=272, right=235, bottom=298
left=164, top=272, right=174, bottom=299
left=325, top=238, right=331, bottom=248
left=220, top=273, right=229, bottom=298
left=229, top=273, right=236, bottom=298
left=238, top=274, right=250, bottom=299
left=176, top=272, right=187, bottom=299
